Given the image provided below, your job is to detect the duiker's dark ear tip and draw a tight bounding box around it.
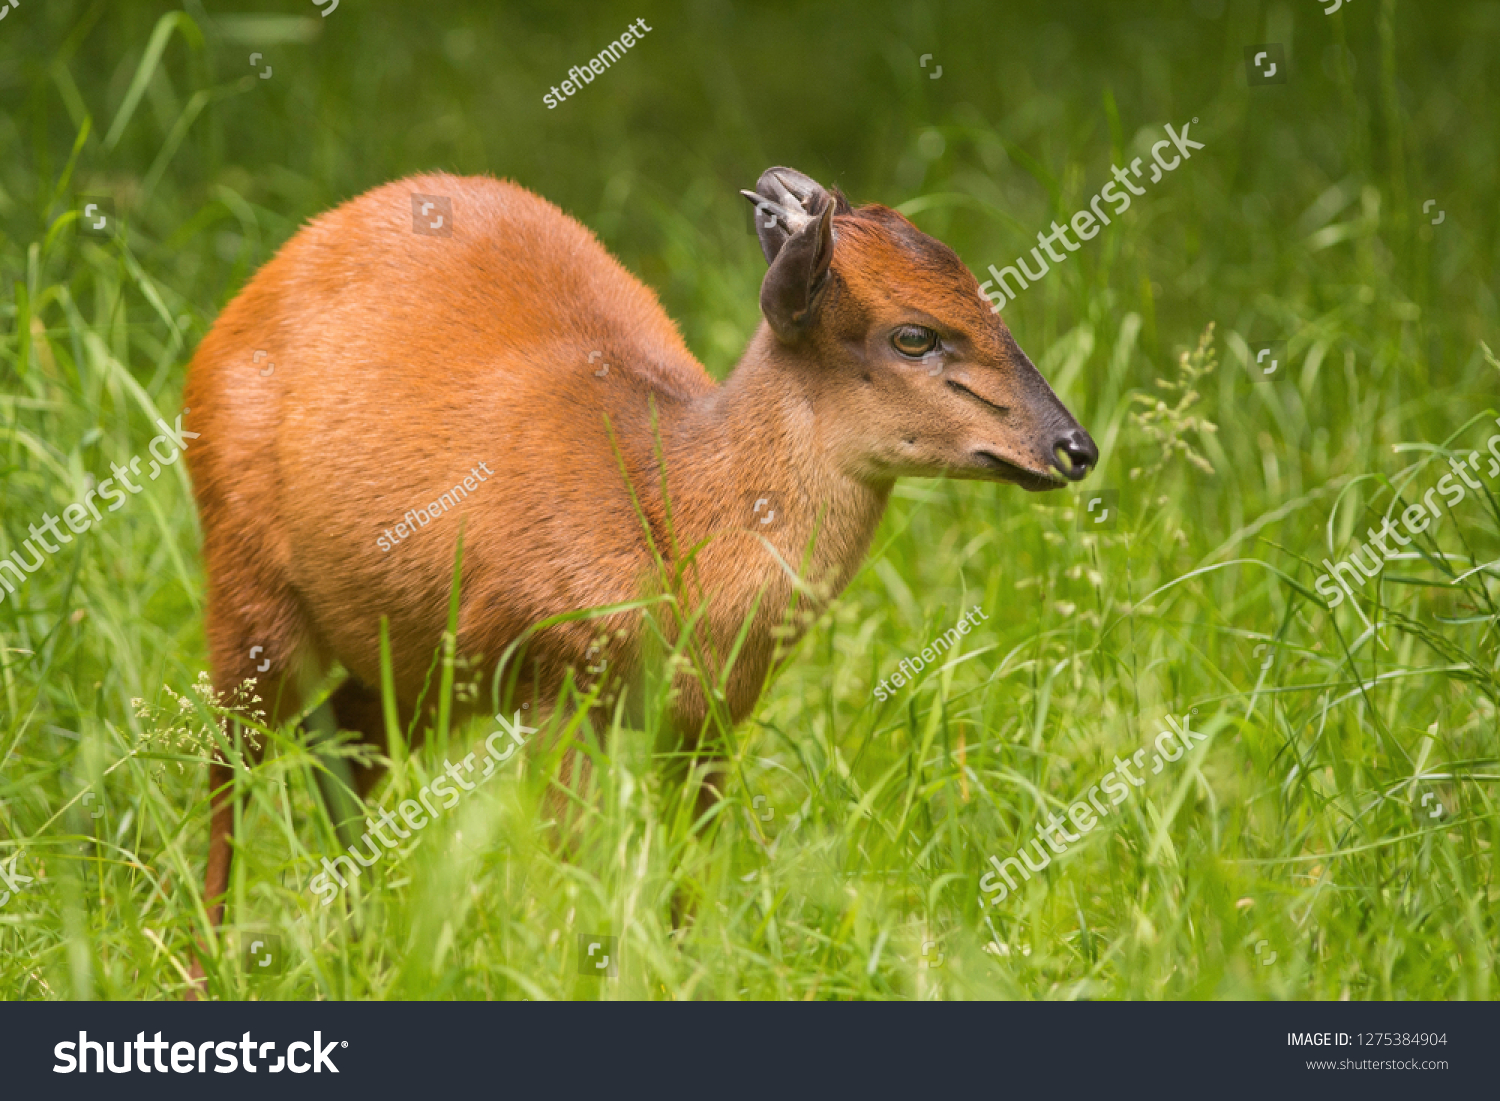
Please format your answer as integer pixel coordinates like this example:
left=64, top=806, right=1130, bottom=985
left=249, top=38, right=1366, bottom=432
left=755, top=167, right=828, bottom=209
left=743, top=167, right=832, bottom=265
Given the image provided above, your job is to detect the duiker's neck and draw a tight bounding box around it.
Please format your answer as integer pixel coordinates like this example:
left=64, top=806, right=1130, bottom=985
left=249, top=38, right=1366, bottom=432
left=670, top=324, right=890, bottom=581
left=652, top=324, right=890, bottom=710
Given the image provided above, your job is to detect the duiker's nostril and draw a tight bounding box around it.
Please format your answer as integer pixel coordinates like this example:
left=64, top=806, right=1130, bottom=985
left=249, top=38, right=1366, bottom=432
left=1052, top=429, right=1098, bottom=481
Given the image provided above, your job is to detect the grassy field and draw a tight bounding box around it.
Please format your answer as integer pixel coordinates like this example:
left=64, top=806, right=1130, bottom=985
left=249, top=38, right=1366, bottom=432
left=1, top=0, right=1497, bottom=1000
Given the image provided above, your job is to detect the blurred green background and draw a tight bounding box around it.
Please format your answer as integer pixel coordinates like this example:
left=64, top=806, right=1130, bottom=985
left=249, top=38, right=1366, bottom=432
left=1, top=0, right=1496, bottom=1000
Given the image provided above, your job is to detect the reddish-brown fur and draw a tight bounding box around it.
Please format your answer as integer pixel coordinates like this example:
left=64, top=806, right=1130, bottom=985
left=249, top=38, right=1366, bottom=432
left=183, top=169, right=1094, bottom=954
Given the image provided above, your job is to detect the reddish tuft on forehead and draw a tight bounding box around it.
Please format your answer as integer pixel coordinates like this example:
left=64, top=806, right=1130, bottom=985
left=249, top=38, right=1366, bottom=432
left=829, top=204, right=991, bottom=325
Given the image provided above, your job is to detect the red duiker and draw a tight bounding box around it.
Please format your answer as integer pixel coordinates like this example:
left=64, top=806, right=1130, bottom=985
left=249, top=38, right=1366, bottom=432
left=182, top=166, right=1096, bottom=938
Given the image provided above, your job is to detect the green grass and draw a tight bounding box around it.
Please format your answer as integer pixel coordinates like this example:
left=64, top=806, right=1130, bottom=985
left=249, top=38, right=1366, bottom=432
left=1, top=0, right=1497, bottom=1000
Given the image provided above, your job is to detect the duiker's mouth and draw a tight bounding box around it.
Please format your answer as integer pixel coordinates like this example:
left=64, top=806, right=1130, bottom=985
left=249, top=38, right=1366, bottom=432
left=975, top=451, right=1067, bottom=492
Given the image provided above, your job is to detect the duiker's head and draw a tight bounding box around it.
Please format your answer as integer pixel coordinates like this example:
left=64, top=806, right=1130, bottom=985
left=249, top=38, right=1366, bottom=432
left=742, top=167, right=1096, bottom=491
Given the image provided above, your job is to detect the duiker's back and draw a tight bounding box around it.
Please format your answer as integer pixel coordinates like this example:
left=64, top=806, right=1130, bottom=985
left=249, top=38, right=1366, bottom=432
left=184, top=172, right=712, bottom=702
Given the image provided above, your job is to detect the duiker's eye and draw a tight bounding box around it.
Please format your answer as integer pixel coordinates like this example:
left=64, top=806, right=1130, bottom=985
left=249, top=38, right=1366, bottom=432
left=891, top=325, right=939, bottom=358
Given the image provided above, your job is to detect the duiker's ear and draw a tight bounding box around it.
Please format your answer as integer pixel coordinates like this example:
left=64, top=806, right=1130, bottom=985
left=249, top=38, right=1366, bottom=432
left=740, top=166, right=831, bottom=264
left=757, top=198, right=834, bottom=340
